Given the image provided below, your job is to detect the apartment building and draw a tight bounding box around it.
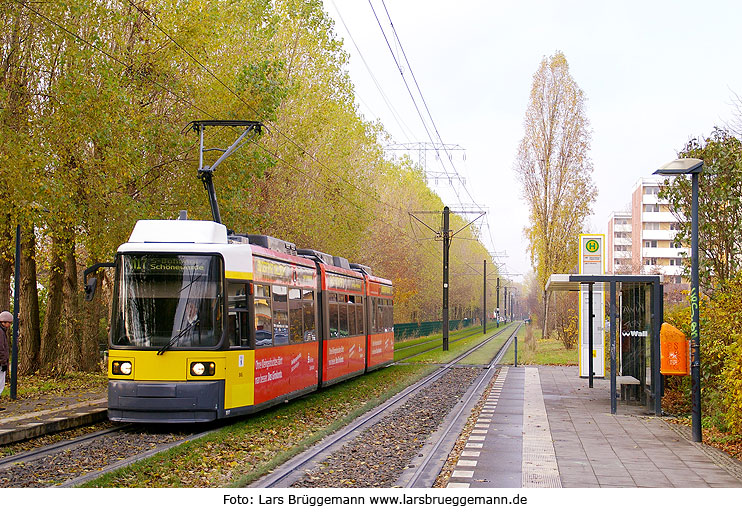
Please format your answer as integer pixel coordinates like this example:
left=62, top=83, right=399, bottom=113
left=606, top=177, right=688, bottom=285
left=607, top=211, right=632, bottom=273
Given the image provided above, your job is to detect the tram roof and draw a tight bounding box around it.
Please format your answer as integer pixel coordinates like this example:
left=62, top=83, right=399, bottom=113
left=545, top=273, right=663, bottom=292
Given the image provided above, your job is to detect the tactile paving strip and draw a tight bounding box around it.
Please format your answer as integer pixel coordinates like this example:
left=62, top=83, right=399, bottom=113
left=522, top=367, right=561, bottom=488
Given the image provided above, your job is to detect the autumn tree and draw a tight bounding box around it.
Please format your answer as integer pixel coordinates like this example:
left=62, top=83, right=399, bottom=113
left=516, top=51, right=596, bottom=335
left=658, top=128, right=742, bottom=292
left=0, top=0, right=498, bottom=376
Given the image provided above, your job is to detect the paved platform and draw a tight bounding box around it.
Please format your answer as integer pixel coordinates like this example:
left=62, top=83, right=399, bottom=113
left=447, top=365, right=742, bottom=488
left=0, top=386, right=107, bottom=446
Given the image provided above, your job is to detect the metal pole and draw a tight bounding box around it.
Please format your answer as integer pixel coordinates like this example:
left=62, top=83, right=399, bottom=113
left=657, top=283, right=664, bottom=415
left=504, top=286, right=508, bottom=322
left=496, top=277, right=500, bottom=328
left=690, top=173, right=701, bottom=442
left=610, top=281, right=617, bottom=414
left=653, top=279, right=662, bottom=416
left=483, top=260, right=487, bottom=334
left=443, top=207, right=450, bottom=351
left=588, top=282, right=594, bottom=388
left=11, top=224, right=20, bottom=399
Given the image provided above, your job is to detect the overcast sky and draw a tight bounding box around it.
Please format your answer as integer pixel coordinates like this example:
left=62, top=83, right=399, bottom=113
left=325, top=0, right=742, bottom=278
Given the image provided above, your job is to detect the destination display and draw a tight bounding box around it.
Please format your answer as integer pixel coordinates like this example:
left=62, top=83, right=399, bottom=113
left=253, top=257, right=316, bottom=288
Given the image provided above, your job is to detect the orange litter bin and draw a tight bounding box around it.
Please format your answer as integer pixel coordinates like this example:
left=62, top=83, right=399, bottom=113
left=660, top=323, right=690, bottom=376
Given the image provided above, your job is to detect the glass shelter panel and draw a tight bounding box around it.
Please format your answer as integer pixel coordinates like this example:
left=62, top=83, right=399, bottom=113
left=619, top=283, right=653, bottom=403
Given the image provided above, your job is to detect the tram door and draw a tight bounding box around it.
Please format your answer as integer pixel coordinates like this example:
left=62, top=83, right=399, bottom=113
left=619, top=283, right=652, bottom=402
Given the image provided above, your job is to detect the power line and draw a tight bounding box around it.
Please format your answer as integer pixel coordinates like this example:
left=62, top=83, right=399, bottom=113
left=17, top=0, right=498, bottom=299
left=330, top=0, right=417, bottom=142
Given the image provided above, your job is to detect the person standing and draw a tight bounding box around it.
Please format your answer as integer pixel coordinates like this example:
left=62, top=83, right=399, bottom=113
left=0, top=310, right=12, bottom=411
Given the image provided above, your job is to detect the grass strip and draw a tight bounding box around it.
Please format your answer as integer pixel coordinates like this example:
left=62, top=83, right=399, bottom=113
left=500, top=325, right=578, bottom=365
left=394, top=324, right=483, bottom=352
left=393, top=325, right=484, bottom=361
left=403, top=322, right=514, bottom=364
left=458, top=323, right=521, bottom=366
left=81, top=363, right=435, bottom=488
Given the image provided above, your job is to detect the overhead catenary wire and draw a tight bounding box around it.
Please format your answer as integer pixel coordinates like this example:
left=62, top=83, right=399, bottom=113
left=330, top=0, right=418, bottom=143
left=16, top=0, right=502, bottom=303
left=375, top=1, right=516, bottom=276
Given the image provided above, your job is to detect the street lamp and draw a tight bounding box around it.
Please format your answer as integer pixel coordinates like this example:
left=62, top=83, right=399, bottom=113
left=654, top=157, right=703, bottom=442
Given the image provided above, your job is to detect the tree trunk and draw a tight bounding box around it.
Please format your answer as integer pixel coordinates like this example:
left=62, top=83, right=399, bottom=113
left=19, top=223, right=40, bottom=374
left=0, top=215, right=12, bottom=311
left=80, top=274, right=104, bottom=372
left=59, top=240, right=82, bottom=371
left=39, top=237, right=65, bottom=374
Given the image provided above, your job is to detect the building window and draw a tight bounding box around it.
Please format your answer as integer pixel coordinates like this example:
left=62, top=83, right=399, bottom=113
left=644, top=222, right=660, bottom=230
left=673, top=242, right=683, bottom=249
left=644, top=186, right=660, bottom=195
left=644, top=204, right=660, bottom=212
left=670, top=222, right=681, bottom=231
left=615, top=231, right=630, bottom=239
left=616, top=218, right=630, bottom=225
left=644, top=258, right=657, bottom=266
left=644, top=240, right=658, bottom=248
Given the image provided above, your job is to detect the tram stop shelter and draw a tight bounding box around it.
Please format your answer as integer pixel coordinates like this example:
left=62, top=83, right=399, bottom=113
left=545, top=274, right=663, bottom=415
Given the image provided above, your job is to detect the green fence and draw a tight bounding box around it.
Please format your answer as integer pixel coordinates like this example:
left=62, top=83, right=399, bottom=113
left=394, top=318, right=475, bottom=341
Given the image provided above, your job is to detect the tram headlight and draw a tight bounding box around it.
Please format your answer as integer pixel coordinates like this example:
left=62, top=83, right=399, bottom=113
left=190, top=361, right=215, bottom=376
left=112, top=361, right=132, bottom=376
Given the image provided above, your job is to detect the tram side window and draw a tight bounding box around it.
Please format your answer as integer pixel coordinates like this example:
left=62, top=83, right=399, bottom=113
left=273, top=285, right=289, bottom=345
left=302, top=290, right=316, bottom=341
left=338, top=295, right=355, bottom=337
left=386, top=299, right=394, bottom=331
left=289, top=288, right=303, bottom=344
left=376, top=299, right=384, bottom=333
left=254, top=284, right=273, bottom=347
left=227, top=282, right=250, bottom=348
left=370, top=297, right=378, bottom=333
left=328, top=293, right=338, bottom=337
left=356, top=300, right=365, bottom=335
left=347, top=296, right=357, bottom=336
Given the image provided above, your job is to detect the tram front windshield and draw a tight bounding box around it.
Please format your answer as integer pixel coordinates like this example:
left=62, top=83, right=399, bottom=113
left=112, top=254, right=224, bottom=349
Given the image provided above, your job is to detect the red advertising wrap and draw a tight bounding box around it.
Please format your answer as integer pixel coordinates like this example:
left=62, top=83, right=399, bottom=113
left=367, top=331, right=394, bottom=369
left=253, top=342, right=319, bottom=405
left=322, top=336, right=366, bottom=383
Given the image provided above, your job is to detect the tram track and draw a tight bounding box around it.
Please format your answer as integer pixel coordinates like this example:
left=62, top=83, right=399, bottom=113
left=393, top=323, right=505, bottom=363
left=393, top=324, right=485, bottom=352
left=0, top=323, right=519, bottom=488
left=0, top=422, right=216, bottom=487
left=252, top=322, right=521, bottom=488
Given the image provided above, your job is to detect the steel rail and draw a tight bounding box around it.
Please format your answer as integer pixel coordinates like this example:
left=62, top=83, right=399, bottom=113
left=403, top=322, right=522, bottom=487
left=253, top=321, right=519, bottom=488
left=393, top=322, right=514, bottom=363
left=0, top=425, right=133, bottom=469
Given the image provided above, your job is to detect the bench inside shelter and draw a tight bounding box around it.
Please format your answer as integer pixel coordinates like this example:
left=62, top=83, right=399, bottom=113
left=615, top=375, right=641, bottom=403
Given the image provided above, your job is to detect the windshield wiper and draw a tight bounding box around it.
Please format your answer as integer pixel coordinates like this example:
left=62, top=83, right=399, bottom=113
left=157, top=319, right=199, bottom=355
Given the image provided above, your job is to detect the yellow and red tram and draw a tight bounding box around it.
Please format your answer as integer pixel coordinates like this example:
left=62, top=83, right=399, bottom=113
left=106, top=219, right=394, bottom=423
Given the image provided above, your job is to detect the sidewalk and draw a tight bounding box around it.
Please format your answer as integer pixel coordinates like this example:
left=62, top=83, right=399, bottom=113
left=0, top=384, right=107, bottom=446
left=447, top=365, right=742, bottom=488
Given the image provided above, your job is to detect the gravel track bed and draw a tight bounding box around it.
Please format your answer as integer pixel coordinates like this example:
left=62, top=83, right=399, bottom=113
left=0, top=421, right=118, bottom=458
left=291, top=366, right=482, bottom=488
left=434, top=368, right=501, bottom=487
left=0, top=428, right=188, bottom=487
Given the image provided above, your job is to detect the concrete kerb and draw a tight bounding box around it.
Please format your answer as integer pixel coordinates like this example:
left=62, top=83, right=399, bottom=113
left=0, top=399, right=108, bottom=445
